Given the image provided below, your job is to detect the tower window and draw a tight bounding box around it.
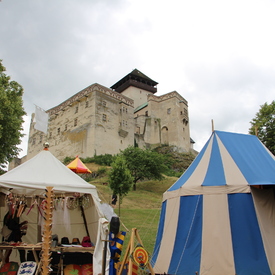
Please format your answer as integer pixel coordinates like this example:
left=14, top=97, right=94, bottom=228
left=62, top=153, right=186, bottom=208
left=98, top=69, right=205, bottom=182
left=65, top=124, right=67, bottom=131
left=57, top=128, right=60, bottom=135
left=103, top=101, right=107, bottom=107
left=167, top=108, right=171, bottom=114
left=85, top=101, right=89, bottom=108
left=102, top=114, right=107, bottom=121
left=74, top=118, right=78, bottom=126
left=75, top=106, right=78, bottom=114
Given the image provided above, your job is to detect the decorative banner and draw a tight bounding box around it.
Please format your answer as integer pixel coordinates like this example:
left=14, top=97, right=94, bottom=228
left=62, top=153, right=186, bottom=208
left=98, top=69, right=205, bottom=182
left=131, top=244, right=149, bottom=269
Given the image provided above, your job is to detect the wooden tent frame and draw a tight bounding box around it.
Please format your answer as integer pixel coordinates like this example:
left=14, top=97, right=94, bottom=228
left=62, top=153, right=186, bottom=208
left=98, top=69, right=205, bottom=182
left=117, top=228, right=155, bottom=275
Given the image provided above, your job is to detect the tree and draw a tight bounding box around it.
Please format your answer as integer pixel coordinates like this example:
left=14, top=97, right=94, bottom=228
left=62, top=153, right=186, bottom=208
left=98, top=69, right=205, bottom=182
left=0, top=60, right=26, bottom=172
left=108, top=156, right=133, bottom=216
left=249, top=100, right=275, bottom=155
left=121, top=146, right=167, bottom=191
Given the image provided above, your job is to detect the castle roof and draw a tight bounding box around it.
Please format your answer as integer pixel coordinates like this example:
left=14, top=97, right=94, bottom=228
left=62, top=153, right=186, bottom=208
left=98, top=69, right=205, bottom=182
left=111, top=69, right=158, bottom=94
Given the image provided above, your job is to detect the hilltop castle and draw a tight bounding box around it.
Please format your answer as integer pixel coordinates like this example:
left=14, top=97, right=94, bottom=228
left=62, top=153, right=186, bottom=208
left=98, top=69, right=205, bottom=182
left=25, top=69, right=194, bottom=162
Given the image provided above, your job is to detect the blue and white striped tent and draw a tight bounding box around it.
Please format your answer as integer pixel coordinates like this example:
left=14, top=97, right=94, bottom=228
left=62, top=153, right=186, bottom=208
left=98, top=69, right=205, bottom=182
left=152, top=131, right=275, bottom=275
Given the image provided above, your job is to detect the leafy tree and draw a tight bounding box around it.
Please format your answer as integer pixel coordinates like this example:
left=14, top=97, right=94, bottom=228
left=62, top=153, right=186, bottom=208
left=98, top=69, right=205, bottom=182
left=121, top=146, right=167, bottom=190
left=108, top=156, right=133, bottom=215
left=249, top=100, right=275, bottom=155
left=0, top=60, right=26, bottom=171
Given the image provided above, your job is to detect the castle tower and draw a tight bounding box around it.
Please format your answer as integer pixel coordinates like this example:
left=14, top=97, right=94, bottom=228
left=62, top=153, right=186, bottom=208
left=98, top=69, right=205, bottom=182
left=111, top=69, right=158, bottom=109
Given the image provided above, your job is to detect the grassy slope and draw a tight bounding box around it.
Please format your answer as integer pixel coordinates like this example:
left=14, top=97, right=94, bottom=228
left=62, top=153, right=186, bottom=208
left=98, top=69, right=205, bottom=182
left=90, top=174, right=178, bottom=258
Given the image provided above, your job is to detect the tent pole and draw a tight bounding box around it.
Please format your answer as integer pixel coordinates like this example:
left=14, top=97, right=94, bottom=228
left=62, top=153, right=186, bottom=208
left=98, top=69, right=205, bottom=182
left=211, top=119, right=214, bottom=132
left=80, top=197, right=90, bottom=237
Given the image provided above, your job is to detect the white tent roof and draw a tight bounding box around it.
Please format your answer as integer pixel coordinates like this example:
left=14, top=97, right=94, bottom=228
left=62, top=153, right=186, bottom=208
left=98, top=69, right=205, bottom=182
left=0, top=148, right=98, bottom=197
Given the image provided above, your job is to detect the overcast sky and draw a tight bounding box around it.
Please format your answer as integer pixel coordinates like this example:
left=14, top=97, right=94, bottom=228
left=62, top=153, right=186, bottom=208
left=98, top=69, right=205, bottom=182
left=1, top=0, right=274, bottom=157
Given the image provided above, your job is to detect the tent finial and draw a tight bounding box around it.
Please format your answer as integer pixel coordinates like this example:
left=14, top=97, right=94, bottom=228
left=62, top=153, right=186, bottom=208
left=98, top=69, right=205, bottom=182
left=211, top=119, right=214, bottom=132
left=43, top=142, right=50, bottom=150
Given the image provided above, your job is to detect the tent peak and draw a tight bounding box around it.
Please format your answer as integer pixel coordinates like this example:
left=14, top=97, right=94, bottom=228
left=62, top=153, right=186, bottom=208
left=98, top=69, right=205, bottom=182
left=43, top=142, right=50, bottom=150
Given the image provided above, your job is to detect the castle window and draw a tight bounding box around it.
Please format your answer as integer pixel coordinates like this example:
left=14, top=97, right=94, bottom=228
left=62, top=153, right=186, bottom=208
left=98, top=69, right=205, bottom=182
left=167, top=108, right=171, bottom=114
left=103, top=101, right=107, bottom=107
left=126, top=108, right=128, bottom=113
left=145, top=111, right=148, bottom=116
left=85, top=101, right=89, bottom=108
left=74, top=118, right=78, bottom=126
left=57, top=128, right=60, bottom=135
left=65, top=124, right=67, bottom=131
left=75, top=106, right=78, bottom=114
left=180, top=111, right=183, bottom=115
left=102, top=114, right=107, bottom=121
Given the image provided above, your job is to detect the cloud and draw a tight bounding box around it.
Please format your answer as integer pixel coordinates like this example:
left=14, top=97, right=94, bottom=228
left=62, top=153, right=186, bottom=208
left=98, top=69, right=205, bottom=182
left=1, top=0, right=275, bottom=156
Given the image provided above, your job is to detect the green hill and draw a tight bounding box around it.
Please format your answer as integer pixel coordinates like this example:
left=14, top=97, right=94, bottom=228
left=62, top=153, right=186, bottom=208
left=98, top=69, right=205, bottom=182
left=91, top=176, right=177, bottom=258
left=71, top=147, right=197, bottom=259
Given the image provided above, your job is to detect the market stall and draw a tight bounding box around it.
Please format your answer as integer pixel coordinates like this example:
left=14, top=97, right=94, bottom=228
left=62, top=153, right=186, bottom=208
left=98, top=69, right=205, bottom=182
left=0, top=146, right=108, bottom=274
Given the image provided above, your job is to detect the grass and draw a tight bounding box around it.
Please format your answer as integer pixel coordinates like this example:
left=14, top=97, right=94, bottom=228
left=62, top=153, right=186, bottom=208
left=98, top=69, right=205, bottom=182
left=91, top=175, right=178, bottom=258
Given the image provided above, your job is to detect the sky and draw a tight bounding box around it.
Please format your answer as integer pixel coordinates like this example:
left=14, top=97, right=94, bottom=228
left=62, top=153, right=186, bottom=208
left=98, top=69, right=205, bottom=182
left=1, top=0, right=275, bottom=157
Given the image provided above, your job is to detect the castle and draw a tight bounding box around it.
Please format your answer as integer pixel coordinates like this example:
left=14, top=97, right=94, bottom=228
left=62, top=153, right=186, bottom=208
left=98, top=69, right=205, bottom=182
left=26, top=69, right=194, bottom=162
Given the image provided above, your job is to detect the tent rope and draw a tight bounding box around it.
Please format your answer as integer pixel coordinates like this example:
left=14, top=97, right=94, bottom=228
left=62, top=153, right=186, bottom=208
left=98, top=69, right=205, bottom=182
left=175, top=195, right=201, bottom=274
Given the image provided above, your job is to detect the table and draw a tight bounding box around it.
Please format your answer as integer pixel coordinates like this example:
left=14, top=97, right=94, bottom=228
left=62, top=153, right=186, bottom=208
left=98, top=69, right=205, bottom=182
left=0, top=244, right=94, bottom=275
left=0, top=244, right=42, bottom=275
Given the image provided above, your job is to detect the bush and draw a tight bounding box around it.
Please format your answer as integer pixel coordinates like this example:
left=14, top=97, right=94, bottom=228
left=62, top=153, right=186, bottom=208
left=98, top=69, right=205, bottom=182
left=97, top=167, right=108, bottom=177
left=92, top=154, right=115, bottom=166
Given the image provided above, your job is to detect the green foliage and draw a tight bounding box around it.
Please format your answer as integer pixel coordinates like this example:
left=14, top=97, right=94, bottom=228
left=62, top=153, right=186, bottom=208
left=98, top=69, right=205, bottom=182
left=121, top=146, right=167, bottom=190
left=0, top=60, right=26, bottom=169
left=83, top=154, right=115, bottom=166
left=153, top=145, right=196, bottom=175
left=63, top=156, right=74, bottom=165
left=97, top=166, right=108, bottom=177
left=249, top=100, right=275, bottom=155
left=108, top=156, right=133, bottom=201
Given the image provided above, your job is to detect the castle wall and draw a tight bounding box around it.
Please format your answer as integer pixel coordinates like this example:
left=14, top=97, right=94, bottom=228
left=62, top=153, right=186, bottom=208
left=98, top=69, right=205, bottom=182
left=134, top=91, right=190, bottom=152
left=27, top=84, right=134, bottom=161
left=120, top=86, right=154, bottom=109
left=24, top=80, right=192, bottom=165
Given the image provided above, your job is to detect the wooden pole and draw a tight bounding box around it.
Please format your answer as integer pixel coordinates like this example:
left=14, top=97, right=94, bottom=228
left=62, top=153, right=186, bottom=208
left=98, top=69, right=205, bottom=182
left=211, top=119, right=214, bottom=132
left=117, top=228, right=155, bottom=275
left=128, top=228, right=135, bottom=275
left=41, top=187, right=54, bottom=275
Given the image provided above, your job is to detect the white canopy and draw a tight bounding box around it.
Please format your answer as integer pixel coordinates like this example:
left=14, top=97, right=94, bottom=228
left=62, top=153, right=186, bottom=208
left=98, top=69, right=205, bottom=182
left=0, top=148, right=108, bottom=275
left=0, top=148, right=98, bottom=197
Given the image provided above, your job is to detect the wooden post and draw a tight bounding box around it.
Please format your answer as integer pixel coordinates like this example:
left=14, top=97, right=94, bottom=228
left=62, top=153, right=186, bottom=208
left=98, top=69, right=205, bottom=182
left=211, top=119, right=214, bottom=132
left=117, top=228, right=155, bottom=275
left=41, top=187, right=54, bottom=275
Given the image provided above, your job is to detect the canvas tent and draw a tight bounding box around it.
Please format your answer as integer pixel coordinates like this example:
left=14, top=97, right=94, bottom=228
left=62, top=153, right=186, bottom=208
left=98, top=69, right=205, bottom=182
left=152, top=131, right=275, bottom=275
left=0, top=148, right=107, bottom=274
left=67, top=156, right=92, bottom=174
